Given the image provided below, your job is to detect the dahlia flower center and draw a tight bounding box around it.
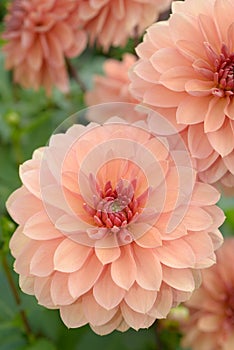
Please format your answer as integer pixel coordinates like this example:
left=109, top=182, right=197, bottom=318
left=84, top=179, right=139, bottom=229
left=207, top=44, right=234, bottom=97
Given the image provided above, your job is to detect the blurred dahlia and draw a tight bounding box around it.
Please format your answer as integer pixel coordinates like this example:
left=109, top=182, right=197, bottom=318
left=78, top=0, right=173, bottom=51
left=2, top=0, right=87, bottom=95
left=130, top=0, right=234, bottom=189
left=85, top=54, right=137, bottom=106
left=7, top=109, right=224, bottom=335
left=181, top=238, right=234, bottom=350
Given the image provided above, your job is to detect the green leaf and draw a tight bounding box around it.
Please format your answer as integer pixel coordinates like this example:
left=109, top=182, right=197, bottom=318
left=21, top=338, right=57, bottom=350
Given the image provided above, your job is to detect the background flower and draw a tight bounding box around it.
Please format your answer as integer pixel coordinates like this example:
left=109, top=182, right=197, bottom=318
left=2, top=0, right=87, bottom=95
left=7, top=109, right=224, bottom=335
left=181, top=238, right=234, bottom=350
left=130, top=0, right=234, bottom=189
left=78, top=0, right=173, bottom=51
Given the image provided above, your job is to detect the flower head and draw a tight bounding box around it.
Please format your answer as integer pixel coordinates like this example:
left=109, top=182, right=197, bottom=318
left=2, top=0, right=87, bottom=95
left=130, top=0, right=234, bottom=188
left=181, top=238, right=234, bottom=350
left=78, top=0, right=173, bottom=51
left=7, top=105, right=224, bottom=335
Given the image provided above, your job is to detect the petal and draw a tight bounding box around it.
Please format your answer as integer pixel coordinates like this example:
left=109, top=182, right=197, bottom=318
left=111, top=245, right=136, bottom=290
left=124, top=283, right=157, bottom=313
left=185, top=79, right=214, bottom=96
left=177, top=95, right=211, bottom=124
left=198, top=314, right=222, bottom=332
left=30, top=239, right=62, bottom=277
left=51, top=272, right=74, bottom=305
left=160, top=66, right=197, bottom=92
left=162, top=265, right=195, bottom=292
left=188, top=124, right=214, bottom=158
left=95, top=246, right=121, bottom=264
left=133, top=244, right=162, bottom=291
left=60, top=299, right=87, bottom=328
left=120, top=302, right=155, bottom=330
left=150, top=48, right=190, bottom=73
left=82, top=293, right=118, bottom=326
left=135, top=227, right=162, bottom=248
left=68, top=253, right=103, bottom=299
left=54, top=238, right=92, bottom=273
left=204, top=97, right=227, bottom=132
left=93, top=266, right=125, bottom=310
left=24, top=210, right=63, bottom=240
left=148, top=283, right=173, bottom=318
left=207, top=118, right=234, bottom=157
left=183, top=206, right=213, bottom=230
left=143, top=85, right=186, bottom=108
left=190, top=182, right=220, bottom=206
left=34, top=276, right=55, bottom=308
left=156, top=239, right=196, bottom=268
left=91, top=311, right=123, bottom=336
left=223, top=151, right=234, bottom=174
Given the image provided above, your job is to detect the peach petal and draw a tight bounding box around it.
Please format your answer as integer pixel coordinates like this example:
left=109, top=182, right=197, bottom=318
left=54, top=238, right=91, bottom=273
left=82, top=293, right=118, bottom=326
left=148, top=283, right=173, bottom=318
left=6, top=187, right=43, bottom=225
left=198, top=156, right=227, bottom=183
left=223, top=152, right=234, bottom=174
left=9, top=227, right=30, bottom=258
left=203, top=205, right=225, bottom=231
left=50, top=272, right=75, bottom=306
left=52, top=22, right=73, bottom=51
left=60, top=299, right=87, bottom=328
left=93, top=266, right=125, bottom=310
left=19, top=275, right=35, bottom=295
left=135, top=227, right=162, bottom=248
left=121, top=302, right=155, bottom=330
left=162, top=265, right=195, bottom=292
left=183, top=206, right=213, bottom=231
left=190, top=182, right=220, bottom=206
left=143, top=85, right=186, bottom=108
left=177, top=95, right=211, bottom=124
left=124, top=283, right=157, bottom=313
left=90, top=311, right=123, bottom=335
left=150, top=47, right=190, bottom=73
left=68, top=253, right=103, bottom=299
left=134, top=60, right=160, bottom=83
left=14, top=241, right=42, bottom=275
left=156, top=239, right=196, bottom=268
left=95, top=246, right=121, bottom=264
left=133, top=245, right=162, bottom=291
left=188, top=124, right=214, bottom=158
left=30, top=239, right=62, bottom=277
left=27, top=38, right=43, bottom=70
left=225, top=96, right=234, bottom=120
left=24, top=211, right=63, bottom=240
left=214, top=0, right=234, bottom=43
left=185, top=79, right=214, bottom=96
left=204, top=97, right=227, bottom=132
left=34, top=276, right=57, bottom=309
left=207, top=119, right=234, bottom=157
left=186, top=231, right=216, bottom=268
left=160, top=66, right=197, bottom=92
left=19, top=167, right=40, bottom=199
left=111, top=245, right=136, bottom=290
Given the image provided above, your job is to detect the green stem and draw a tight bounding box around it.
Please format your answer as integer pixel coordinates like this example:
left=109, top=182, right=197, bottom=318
left=2, top=254, right=32, bottom=338
left=66, top=58, right=87, bottom=93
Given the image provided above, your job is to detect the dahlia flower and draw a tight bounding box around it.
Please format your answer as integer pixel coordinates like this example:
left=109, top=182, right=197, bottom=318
left=7, top=107, right=224, bottom=335
left=130, top=0, right=234, bottom=188
left=78, top=0, right=173, bottom=51
left=2, top=0, right=87, bottom=95
left=181, top=238, right=234, bottom=350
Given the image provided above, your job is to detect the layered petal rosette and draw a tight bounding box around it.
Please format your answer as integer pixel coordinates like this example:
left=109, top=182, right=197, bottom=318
left=181, top=238, right=234, bottom=350
left=78, top=0, right=173, bottom=51
left=130, top=0, right=234, bottom=189
left=7, top=105, right=224, bottom=335
left=2, top=0, right=87, bottom=94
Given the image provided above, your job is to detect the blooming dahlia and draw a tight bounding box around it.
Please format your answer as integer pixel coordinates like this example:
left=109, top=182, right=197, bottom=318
left=78, top=0, right=173, bottom=51
left=7, top=108, right=224, bottom=335
left=130, top=0, right=234, bottom=189
left=181, top=238, right=234, bottom=350
left=2, top=0, right=87, bottom=95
